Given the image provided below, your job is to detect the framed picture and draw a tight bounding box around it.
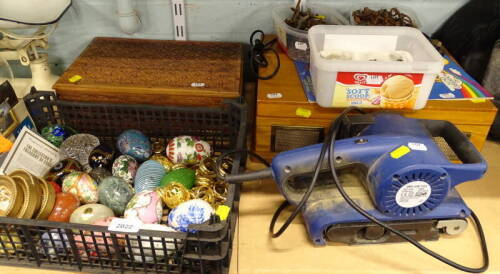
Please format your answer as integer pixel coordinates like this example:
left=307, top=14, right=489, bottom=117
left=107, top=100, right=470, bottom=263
left=0, top=102, right=18, bottom=137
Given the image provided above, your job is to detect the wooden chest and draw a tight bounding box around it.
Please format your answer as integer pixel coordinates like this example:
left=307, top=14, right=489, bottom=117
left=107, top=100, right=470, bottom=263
left=54, top=37, right=243, bottom=106
left=255, top=50, right=497, bottom=161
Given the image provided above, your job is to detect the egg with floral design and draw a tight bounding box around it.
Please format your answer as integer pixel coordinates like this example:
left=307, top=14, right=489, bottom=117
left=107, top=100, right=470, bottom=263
left=62, top=172, right=98, bottom=204
left=167, top=199, right=214, bottom=232
left=112, top=155, right=138, bottom=184
left=116, top=130, right=152, bottom=162
left=124, top=190, right=163, bottom=224
left=166, top=136, right=211, bottom=165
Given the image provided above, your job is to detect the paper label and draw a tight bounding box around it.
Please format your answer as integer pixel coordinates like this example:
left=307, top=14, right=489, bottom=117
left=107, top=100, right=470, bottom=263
left=408, top=142, right=427, bottom=151
left=0, top=127, right=59, bottom=176
left=332, top=72, right=424, bottom=109
left=295, top=41, right=308, bottom=51
left=395, top=181, right=431, bottom=208
left=108, top=218, right=142, bottom=233
left=266, top=92, right=283, bottom=99
left=191, top=82, right=206, bottom=87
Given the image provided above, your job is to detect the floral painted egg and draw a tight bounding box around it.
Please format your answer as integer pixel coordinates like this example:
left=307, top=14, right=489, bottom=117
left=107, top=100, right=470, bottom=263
left=112, top=155, right=138, bottom=184
left=88, top=144, right=116, bottom=169
left=62, top=172, right=98, bottom=204
left=41, top=125, right=77, bottom=147
left=116, top=130, right=152, bottom=162
left=134, top=160, right=165, bottom=193
left=124, top=190, right=163, bottom=224
left=44, top=158, right=83, bottom=186
left=89, top=167, right=112, bottom=184
left=59, top=134, right=100, bottom=172
left=168, top=199, right=214, bottom=232
left=98, top=176, right=135, bottom=215
left=131, top=224, right=177, bottom=262
left=166, top=136, right=212, bottom=165
left=70, top=204, right=114, bottom=225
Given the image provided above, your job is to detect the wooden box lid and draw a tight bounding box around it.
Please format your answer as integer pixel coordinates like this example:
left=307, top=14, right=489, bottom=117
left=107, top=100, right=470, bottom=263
left=54, top=37, right=243, bottom=105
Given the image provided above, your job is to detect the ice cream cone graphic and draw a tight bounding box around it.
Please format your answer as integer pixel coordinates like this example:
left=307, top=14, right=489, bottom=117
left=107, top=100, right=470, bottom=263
left=380, top=75, right=415, bottom=108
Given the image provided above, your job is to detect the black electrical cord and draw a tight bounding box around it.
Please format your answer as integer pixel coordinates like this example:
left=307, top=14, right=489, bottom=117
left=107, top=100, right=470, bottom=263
left=326, top=109, right=489, bottom=273
left=249, top=30, right=281, bottom=80
left=216, top=106, right=489, bottom=273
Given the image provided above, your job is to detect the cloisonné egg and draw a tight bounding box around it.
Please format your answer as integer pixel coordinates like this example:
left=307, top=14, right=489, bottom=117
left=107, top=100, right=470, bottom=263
left=88, top=144, right=116, bottom=169
left=44, top=158, right=83, bottom=186
left=112, top=155, right=138, bottom=184
left=166, top=136, right=211, bottom=165
left=89, top=167, right=112, bottom=184
left=62, top=172, right=98, bottom=204
left=124, top=190, right=163, bottom=224
left=98, top=176, right=135, bottom=216
left=116, top=130, right=152, bottom=162
left=167, top=199, right=214, bottom=232
left=134, top=160, right=165, bottom=193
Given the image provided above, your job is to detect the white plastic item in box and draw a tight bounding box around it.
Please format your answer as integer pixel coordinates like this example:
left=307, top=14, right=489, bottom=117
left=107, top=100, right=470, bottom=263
left=272, top=4, right=348, bottom=62
left=308, top=25, right=444, bottom=109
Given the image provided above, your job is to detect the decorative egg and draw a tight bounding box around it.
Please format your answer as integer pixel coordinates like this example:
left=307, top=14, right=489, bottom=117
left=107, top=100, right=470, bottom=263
left=88, top=144, right=116, bottom=169
left=70, top=204, right=114, bottom=225
left=39, top=229, right=69, bottom=257
left=41, top=125, right=77, bottom=147
left=166, top=136, right=212, bottom=165
left=44, top=158, right=83, bottom=186
left=89, top=167, right=112, bottom=184
left=124, top=190, right=163, bottom=224
left=160, top=168, right=195, bottom=189
left=62, top=172, right=98, bottom=204
left=48, top=181, right=62, bottom=193
left=59, top=134, right=100, bottom=172
left=98, top=176, right=135, bottom=215
left=112, top=155, right=138, bottom=184
left=134, top=160, right=166, bottom=193
left=116, top=129, right=152, bottom=162
left=150, top=154, right=174, bottom=172
left=74, top=216, right=123, bottom=256
left=47, top=192, right=80, bottom=222
left=168, top=199, right=214, bottom=232
left=131, top=224, right=177, bottom=262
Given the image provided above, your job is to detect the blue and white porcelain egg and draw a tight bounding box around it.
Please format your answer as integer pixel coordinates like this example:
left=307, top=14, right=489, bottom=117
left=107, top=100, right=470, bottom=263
left=134, top=160, right=166, bottom=193
left=167, top=199, right=214, bottom=232
left=116, top=130, right=152, bottom=162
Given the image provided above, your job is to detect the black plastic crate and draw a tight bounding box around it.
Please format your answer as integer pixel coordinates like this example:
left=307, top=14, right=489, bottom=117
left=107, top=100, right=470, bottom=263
left=0, top=91, right=246, bottom=274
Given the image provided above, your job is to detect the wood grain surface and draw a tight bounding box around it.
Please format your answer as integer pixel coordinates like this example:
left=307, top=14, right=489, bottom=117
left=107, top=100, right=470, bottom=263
left=54, top=37, right=243, bottom=106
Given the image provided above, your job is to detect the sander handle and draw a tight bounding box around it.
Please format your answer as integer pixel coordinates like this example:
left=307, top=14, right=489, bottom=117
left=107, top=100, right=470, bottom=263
left=420, top=119, right=487, bottom=185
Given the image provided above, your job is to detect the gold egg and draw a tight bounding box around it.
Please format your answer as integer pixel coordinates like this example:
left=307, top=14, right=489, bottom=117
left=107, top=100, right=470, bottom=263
left=156, top=183, right=191, bottom=209
left=150, top=155, right=174, bottom=172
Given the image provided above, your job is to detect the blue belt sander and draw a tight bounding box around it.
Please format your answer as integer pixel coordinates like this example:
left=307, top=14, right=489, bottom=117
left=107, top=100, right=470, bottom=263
left=225, top=113, right=487, bottom=246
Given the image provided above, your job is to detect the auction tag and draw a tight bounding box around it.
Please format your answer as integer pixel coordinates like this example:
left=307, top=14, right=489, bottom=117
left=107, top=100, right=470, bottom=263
left=295, top=41, right=308, bottom=51
left=108, top=218, right=142, bottom=233
left=0, top=127, right=59, bottom=176
left=408, top=142, right=427, bottom=151
left=216, top=205, right=231, bottom=221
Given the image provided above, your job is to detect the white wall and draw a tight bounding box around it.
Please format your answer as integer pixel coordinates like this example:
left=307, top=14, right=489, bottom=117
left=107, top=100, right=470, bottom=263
left=14, top=0, right=469, bottom=74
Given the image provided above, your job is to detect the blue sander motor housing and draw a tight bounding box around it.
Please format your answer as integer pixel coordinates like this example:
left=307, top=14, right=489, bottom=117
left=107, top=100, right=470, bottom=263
left=271, top=114, right=487, bottom=245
